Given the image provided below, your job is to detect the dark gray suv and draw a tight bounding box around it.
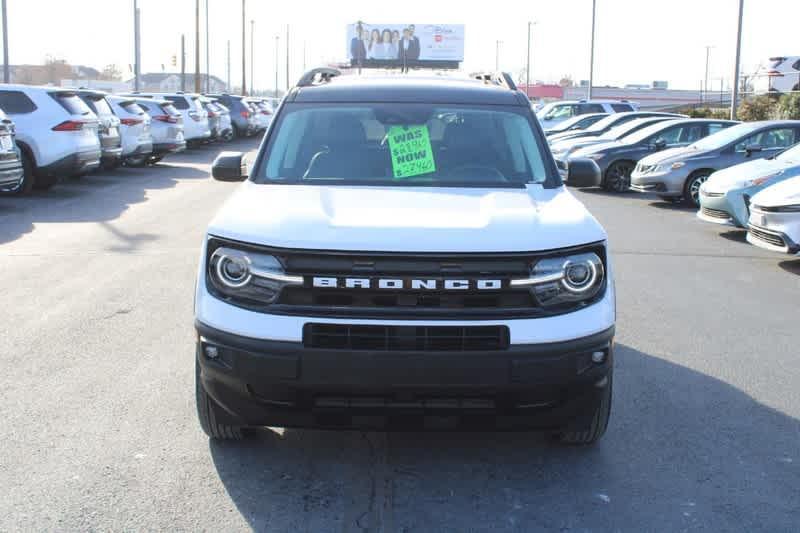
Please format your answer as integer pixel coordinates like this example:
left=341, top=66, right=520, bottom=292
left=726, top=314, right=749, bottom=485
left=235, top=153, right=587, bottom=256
left=204, top=94, right=258, bottom=138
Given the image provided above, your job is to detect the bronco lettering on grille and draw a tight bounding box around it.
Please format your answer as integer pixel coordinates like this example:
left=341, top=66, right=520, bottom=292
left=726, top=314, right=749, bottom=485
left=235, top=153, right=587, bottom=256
left=311, top=277, right=504, bottom=291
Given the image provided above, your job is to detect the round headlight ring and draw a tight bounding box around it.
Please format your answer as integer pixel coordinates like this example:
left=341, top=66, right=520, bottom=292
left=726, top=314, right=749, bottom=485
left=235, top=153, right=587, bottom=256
left=214, top=252, right=252, bottom=289
left=561, top=259, right=598, bottom=293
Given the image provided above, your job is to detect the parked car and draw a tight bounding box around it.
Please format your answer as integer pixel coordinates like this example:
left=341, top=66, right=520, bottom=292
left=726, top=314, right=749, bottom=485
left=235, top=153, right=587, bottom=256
left=107, top=96, right=153, bottom=167
left=746, top=175, right=800, bottom=255
left=548, top=112, right=686, bottom=144
left=698, top=141, right=800, bottom=227
left=243, top=98, right=269, bottom=132
left=213, top=101, right=234, bottom=141
left=631, top=121, right=800, bottom=206
left=126, top=97, right=186, bottom=164
left=569, top=119, right=737, bottom=192
left=544, top=113, right=608, bottom=137
left=252, top=99, right=274, bottom=130
left=536, top=99, right=637, bottom=129
left=551, top=116, right=677, bottom=167
left=0, top=85, right=101, bottom=192
left=198, top=69, right=615, bottom=445
left=204, top=93, right=258, bottom=138
left=198, top=96, right=221, bottom=141
left=75, top=90, right=123, bottom=170
left=0, top=108, right=25, bottom=193
left=752, top=56, right=800, bottom=94
left=128, top=92, right=210, bottom=145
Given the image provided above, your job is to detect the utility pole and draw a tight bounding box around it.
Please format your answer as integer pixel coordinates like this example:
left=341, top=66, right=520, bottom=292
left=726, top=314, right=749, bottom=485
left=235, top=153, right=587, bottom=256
left=250, top=20, right=254, bottom=95
left=205, top=0, right=210, bottom=93
left=285, top=24, right=290, bottom=90
left=495, top=40, right=501, bottom=71
left=241, top=0, right=246, bottom=95
left=588, top=0, right=596, bottom=99
left=2, top=0, right=9, bottom=83
left=730, top=0, right=744, bottom=120
left=526, top=22, right=531, bottom=93
left=274, top=35, right=279, bottom=97
left=704, top=46, right=713, bottom=104
left=133, top=0, right=141, bottom=91
left=303, top=40, right=306, bottom=72
left=226, top=40, right=230, bottom=92
left=180, top=34, right=186, bottom=92
left=194, top=0, right=200, bottom=92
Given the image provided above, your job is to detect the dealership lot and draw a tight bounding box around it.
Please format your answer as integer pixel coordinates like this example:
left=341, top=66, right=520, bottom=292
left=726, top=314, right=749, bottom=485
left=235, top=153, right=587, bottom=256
left=0, top=137, right=798, bottom=531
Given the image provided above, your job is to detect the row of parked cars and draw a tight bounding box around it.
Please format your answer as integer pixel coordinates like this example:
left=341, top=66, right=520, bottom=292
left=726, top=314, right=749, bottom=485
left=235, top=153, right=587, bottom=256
left=0, top=85, right=275, bottom=195
left=547, top=108, right=800, bottom=258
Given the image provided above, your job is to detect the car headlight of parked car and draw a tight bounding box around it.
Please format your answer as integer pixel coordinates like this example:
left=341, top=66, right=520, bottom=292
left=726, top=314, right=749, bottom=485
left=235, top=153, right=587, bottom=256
left=207, top=241, right=302, bottom=306
left=511, top=252, right=605, bottom=307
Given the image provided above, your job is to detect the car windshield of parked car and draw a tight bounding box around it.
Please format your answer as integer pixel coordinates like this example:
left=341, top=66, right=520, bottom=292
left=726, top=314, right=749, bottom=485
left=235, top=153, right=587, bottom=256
left=689, top=123, right=761, bottom=151
left=583, top=114, right=630, bottom=133
left=620, top=121, right=680, bottom=145
left=598, top=119, right=654, bottom=141
left=258, top=103, right=549, bottom=187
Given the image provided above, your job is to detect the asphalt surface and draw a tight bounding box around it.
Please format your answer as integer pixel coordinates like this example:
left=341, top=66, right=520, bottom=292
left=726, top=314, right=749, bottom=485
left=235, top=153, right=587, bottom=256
left=1, top=137, right=798, bottom=531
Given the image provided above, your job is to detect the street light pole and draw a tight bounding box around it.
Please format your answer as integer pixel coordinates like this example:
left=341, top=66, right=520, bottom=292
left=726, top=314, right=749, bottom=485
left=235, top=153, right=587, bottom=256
left=2, top=0, right=9, bottom=84
left=730, top=0, right=744, bottom=120
left=704, top=45, right=713, bottom=104
left=133, top=0, right=141, bottom=91
left=241, top=0, right=246, bottom=95
left=274, top=35, right=279, bottom=97
left=180, top=34, right=186, bottom=92
left=250, top=20, right=254, bottom=95
left=194, top=0, right=200, bottom=92
left=588, top=0, right=596, bottom=99
left=526, top=22, right=531, bottom=92
left=286, top=24, right=290, bottom=90
left=495, top=40, right=501, bottom=71
left=205, top=0, right=210, bottom=93
left=226, top=39, right=230, bottom=92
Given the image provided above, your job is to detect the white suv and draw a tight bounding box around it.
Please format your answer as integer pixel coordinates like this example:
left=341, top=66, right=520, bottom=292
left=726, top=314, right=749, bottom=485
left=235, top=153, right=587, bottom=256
left=128, top=92, right=210, bottom=144
left=195, top=71, right=616, bottom=445
left=537, top=99, right=638, bottom=130
left=752, top=56, right=800, bottom=94
left=0, top=85, right=101, bottom=191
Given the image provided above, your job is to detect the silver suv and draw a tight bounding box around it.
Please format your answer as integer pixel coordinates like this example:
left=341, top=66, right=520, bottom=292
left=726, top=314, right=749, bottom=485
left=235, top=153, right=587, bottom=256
left=76, top=90, right=123, bottom=170
left=0, top=107, right=24, bottom=193
left=130, top=92, right=210, bottom=145
left=127, top=97, right=186, bottom=164
left=0, top=85, right=101, bottom=191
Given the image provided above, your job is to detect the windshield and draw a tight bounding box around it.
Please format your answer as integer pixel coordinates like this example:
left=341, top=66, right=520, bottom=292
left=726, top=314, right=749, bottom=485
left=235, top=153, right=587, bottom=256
left=689, top=123, right=761, bottom=151
left=776, top=142, right=800, bottom=162
left=598, top=119, right=659, bottom=140
left=257, top=103, right=549, bottom=187
left=550, top=115, right=586, bottom=132
left=620, top=121, right=679, bottom=145
left=584, top=113, right=633, bottom=133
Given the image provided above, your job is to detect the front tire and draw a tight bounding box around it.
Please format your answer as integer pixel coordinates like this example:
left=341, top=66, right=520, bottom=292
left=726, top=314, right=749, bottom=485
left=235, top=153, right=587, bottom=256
left=684, top=171, right=711, bottom=207
left=603, top=161, right=634, bottom=192
left=125, top=155, right=148, bottom=168
left=5, top=152, right=36, bottom=195
left=559, top=373, right=613, bottom=445
left=196, top=355, right=248, bottom=441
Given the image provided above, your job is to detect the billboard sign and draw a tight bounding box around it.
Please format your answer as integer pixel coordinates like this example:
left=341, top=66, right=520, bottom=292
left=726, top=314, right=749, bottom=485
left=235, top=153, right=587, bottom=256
left=347, top=23, right=465, bottom=69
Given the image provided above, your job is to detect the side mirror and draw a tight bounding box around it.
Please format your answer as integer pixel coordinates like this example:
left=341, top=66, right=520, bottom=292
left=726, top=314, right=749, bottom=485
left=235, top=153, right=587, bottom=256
left=212, top=151, right=248, bottom=181
left=745, top=144, right=762, bottom=156
left=565, top=158, right=601, bottom=188
left=653, top=139, right=667, bottom=151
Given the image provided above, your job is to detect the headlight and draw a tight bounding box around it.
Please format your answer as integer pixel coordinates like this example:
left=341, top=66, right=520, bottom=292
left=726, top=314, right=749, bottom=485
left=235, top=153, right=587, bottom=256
left=511, top=252, right=605, bottom=307
left=207, top=244, right=303, bottom=306
left=670, top=162, right=686, bottom=170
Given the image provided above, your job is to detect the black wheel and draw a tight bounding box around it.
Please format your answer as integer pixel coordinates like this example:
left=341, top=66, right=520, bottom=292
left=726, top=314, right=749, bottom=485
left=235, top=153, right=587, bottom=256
left=32, top=173, right=58, bottom=191
left=684, top=171, right=711, bottom=207
left=657, top=195, right=683, bottom=203
left=196, top=354, right=248, bottom=440
left=3, top=152, right=36, bottom=195
left=559, top=372, right=612, bottom=445
left=147, top=155, right=164, bottom=165
left=125, top=155, right=148, bottom=167
left=603, top=161, right=634, bottom=192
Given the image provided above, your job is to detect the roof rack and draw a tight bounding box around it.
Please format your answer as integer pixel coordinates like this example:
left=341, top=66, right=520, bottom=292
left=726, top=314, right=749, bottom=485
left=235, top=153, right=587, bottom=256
left=296, top=67, right=341, bottom=87
left=472, top=71, right=518, bottom=91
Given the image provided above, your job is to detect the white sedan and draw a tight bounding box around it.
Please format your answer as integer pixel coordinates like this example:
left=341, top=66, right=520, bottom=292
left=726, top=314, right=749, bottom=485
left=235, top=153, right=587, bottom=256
left=746, top=175, right=800, bottom=255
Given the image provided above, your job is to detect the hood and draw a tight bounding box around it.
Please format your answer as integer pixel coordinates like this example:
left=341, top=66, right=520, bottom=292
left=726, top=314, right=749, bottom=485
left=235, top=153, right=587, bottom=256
left=548, top=131, right=592, bottom=144
left=551, top=136, right=610, bottom=155
left=750, top=175, right=800, bottom=207
left=703, top=157, right=791, bottom=193
left=572, top=140, right=624, bottom=158
left=637, top=145, right=712, bottom=167
left=207, top=182, right=607, bottom=253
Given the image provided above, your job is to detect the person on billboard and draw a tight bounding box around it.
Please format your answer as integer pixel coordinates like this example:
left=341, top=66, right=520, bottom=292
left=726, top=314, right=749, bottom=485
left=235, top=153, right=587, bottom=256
left=350, top=25, right=367, bottom=67
left=367, top=29, right=383, bottom=60
left=390, top=30, right=401, bottom=62
left=398, top=27, right=415, bottom=71
left=380, top=29, right=395, bottom=60
left=407, top=24, right=421, bottom=60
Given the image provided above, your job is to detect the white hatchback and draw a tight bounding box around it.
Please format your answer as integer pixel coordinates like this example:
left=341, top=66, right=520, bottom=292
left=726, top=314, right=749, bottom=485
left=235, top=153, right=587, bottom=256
left=746, top=175, right=800, bottom=255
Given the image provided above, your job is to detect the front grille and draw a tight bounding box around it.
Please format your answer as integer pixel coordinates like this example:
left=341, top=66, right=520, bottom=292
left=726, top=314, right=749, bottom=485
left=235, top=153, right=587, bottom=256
left=304, top=324, right=510, bottom=351
left=748, top=224, right=786, bottom=248
left=701, top=207, right=731, bottom=220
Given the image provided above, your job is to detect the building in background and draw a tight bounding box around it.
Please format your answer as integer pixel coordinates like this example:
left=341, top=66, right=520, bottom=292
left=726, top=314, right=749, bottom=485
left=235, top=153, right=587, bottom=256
left=128, top=73, right=227, bottom=93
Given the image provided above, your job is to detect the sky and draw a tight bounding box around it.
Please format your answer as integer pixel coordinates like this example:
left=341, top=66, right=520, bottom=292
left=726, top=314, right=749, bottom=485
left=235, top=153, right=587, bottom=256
left=1, top=0, right=798, bottom=91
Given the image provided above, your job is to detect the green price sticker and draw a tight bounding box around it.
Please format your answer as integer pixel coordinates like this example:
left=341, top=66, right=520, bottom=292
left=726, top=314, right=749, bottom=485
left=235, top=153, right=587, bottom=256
left=387, top=125, right=436, bottom=179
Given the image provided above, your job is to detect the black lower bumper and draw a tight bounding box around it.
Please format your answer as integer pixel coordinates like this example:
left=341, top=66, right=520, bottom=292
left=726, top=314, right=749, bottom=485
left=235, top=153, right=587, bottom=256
left=152, top=141, right=187, bottom=156
left=38, top=150, right=102, bottom=177
left=195, top=321, right=614, bottom=431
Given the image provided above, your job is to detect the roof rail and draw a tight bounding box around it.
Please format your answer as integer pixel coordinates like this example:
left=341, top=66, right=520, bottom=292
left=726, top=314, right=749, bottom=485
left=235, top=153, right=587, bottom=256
left=471, top=71, right=518, bottom=91
left=296, top=67, right=341, bottom=88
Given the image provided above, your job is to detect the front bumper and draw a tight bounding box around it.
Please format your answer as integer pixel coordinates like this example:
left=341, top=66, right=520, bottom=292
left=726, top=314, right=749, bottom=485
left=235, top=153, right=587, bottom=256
left=746, top=206, right=800, bottom=255
left=630, top=169, right=685, bottom=196
left=698, top=189, right=752, bottom=228
left=196, top=320, right=614, bottom=430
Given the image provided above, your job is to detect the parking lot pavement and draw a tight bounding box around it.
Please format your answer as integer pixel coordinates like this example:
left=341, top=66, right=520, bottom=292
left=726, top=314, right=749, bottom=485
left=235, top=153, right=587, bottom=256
left=1, top=151, right=798, bottom=531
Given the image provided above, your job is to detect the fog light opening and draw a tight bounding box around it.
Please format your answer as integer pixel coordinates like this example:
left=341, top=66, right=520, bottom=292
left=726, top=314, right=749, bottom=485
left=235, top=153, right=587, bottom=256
left=591, top=350, right=606, bottom=364
left=204, top=345, right=219, bottom=359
